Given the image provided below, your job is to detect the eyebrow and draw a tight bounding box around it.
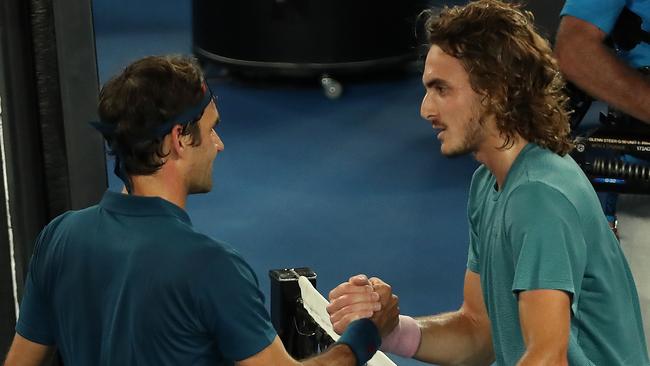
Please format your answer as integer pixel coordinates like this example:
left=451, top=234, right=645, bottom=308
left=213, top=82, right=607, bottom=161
left=423, top=77, right=450, bottom=89
left=213, top=116, right=220, bottom=127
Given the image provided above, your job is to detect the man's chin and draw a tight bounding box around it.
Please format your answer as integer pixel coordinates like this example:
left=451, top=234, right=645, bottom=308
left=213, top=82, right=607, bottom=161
left=440, top=145, right=470, bottom=158
left=188, top=182, right=212, bottom=195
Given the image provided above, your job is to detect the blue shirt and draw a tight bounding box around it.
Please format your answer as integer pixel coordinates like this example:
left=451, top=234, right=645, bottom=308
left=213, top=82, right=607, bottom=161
left=467, top=144, right=649, bottom=365
left=561, top=0, right=650, bottom=68
left=16, top=191, right=276, bottom=365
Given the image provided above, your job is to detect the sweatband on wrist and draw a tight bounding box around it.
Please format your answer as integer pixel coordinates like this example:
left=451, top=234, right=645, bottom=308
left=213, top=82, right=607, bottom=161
left=336, top=318, right=382, bottom=366
left=380, top=315, right=421, bottom=358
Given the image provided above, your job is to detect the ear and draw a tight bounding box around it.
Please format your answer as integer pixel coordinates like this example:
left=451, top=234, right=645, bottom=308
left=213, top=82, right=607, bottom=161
left=168, top=124, right=188, bottom=157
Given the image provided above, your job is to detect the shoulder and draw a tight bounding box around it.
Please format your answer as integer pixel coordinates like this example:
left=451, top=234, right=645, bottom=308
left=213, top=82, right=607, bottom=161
left=514, top=146, right=595, bottom=202
left=467, top=165, right=495, bottom=225
left=469, top=165, right=493, bottom=199
left=33, top=208, right=89, bottom=253
left=506, top=181, right=572, bottom=204
left=504, top=181, right=579, bottom=226
left=43, top=209, right=79, bottom=233
left=177, top=231, right=254, bottom=278
left=470, top=164, right=491, bottom=185
left=517, top=146, right=586, bottom=189
left=180, top=229, right=240, bottom=259
left=185, top=237, right=263, bottom=307
left=468, top=164, right=495, bottom=212
left=43, top=204, right=106, bottom=234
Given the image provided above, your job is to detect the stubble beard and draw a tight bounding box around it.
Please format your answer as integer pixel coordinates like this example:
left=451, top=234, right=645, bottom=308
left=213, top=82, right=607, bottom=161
left=187, top=163, right=213, bottom=195
left=442, top=111, right=486, bottom=158
left=188, top=178, right=212, bottom=195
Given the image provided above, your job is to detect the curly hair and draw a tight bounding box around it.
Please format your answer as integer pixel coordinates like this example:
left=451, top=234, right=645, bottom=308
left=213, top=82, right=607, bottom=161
left=424, top=0, right=573, bottom=155
left=98, top=55, right=205, bottom=176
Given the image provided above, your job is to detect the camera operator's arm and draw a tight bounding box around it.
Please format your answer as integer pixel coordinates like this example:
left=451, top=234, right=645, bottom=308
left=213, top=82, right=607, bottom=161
left=554, top=15, right=650, bottom=123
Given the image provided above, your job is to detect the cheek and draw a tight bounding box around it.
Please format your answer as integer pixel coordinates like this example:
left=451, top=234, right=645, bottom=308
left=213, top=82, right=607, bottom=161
left=438, top=96, right=463, bottom=119
left=454, top=95, right=479, bottom=122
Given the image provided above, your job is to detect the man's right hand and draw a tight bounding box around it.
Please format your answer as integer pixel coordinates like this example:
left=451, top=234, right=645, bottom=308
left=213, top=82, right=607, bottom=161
left=368, top=277, right=400, bottom=337
left=327, top=275, right=399, bottom=337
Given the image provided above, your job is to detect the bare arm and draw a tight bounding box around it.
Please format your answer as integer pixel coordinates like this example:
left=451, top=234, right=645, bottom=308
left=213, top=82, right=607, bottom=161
left=327, top=272, right=492, bottom=365
left=4, top=333, right=54, bottom=366
left=554, top=15, right=650, bottom=123
left=516, top=289, right=570, bottom=366
left=414, top=270, right=494, bottom=366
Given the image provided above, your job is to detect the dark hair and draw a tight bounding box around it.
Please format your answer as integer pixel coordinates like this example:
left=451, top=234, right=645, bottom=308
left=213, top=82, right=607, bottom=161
left=98, top=55, right=205, bottom=176
left=424, top=0, right=573, bottom=155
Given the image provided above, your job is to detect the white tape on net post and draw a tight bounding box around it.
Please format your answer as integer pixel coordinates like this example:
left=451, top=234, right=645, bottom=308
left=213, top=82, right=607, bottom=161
left=297, top=276, right=397, bottom=366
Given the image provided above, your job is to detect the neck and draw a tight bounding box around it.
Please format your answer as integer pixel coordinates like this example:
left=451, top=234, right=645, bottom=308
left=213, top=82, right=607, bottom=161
left=129, top=165, right=188, bottom=209
left=474, top=128, right=529, bottom=190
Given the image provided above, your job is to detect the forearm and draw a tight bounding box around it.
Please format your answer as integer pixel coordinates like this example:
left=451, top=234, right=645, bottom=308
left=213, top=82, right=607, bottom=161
left=555, top=18, right=650, bottom=123
left=300, top=344, right=356, bottom=366
left=414, top=310, right=494, bottom=366
left=302, top=318, right=382, bottom=366
left=517, top=348, right=567, bottom=366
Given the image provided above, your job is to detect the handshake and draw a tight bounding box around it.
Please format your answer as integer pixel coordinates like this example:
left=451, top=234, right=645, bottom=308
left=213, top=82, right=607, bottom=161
left=326, top=275, right=421, bottom=358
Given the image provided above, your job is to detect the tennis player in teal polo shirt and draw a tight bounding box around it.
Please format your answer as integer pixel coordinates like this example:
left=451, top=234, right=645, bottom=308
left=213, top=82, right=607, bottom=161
left=327, top=1, right=649, bottom=365
left=4, top=55, right=398, bottom=366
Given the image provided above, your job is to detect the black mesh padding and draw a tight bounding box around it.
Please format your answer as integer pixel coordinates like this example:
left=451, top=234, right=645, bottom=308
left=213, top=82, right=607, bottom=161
left=30, top=0, right=71, bottom=219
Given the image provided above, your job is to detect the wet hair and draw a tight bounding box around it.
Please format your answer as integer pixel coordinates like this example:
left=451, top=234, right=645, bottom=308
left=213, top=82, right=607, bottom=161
left=423, top=0, right=573, bottom=155
left=97, top=55, right=205, bottom=175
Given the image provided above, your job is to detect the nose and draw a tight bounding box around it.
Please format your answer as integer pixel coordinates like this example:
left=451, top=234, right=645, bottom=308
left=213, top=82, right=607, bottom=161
left=213, top=132, right=224, bottom=152
left=420, top=92, right=437, bottom=121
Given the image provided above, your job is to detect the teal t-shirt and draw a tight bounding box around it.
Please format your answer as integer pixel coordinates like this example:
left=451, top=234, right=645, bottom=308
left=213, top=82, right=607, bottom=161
left=467, top=143, right=648, bottom=365
left=16, top=191, right=277, bottom=365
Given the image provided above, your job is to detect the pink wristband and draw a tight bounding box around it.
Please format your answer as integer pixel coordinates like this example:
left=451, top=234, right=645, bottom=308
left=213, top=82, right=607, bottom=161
left=380, top=315, right=421, bottom=358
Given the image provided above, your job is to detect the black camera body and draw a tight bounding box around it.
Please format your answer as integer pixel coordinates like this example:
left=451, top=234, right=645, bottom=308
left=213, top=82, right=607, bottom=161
left=570, top=67, right=650, bottom=194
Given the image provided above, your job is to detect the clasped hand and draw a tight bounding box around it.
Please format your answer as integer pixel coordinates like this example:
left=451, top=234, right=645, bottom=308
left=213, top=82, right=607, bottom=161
left=326, top=274, right=399, bottom=337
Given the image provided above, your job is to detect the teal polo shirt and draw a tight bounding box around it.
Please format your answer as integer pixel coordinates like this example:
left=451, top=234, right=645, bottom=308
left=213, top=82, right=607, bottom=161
left=16, top=191, right=276, bottom=365
left=467, top=144, right=648, bottom=365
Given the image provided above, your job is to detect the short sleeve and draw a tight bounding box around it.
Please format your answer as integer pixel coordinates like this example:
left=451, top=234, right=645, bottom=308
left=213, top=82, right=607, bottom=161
left=193, top=247, right=276, bottom=361
left=560, top=0, right=626, bottom=35
left=505, top=183, right=587, bottom=311
left=15, top=229, right=55, bottom=345
left=466, top=166, right=488, bottom=274
left=467, top=224, right=480, bottom=274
